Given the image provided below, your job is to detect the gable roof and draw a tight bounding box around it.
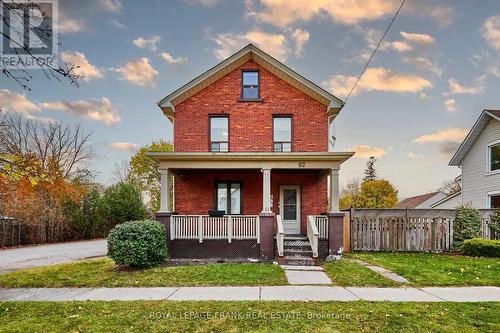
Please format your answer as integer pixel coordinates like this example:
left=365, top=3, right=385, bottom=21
left=430, top=191, right=461, bottom=208
left=396, top=192, right=441, bottom=209
left=449, top=109, right=500, bottom=166
left=157, top=44, right=344, bottom=120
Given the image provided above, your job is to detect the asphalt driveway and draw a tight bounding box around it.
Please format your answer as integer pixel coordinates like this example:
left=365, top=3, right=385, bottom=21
left=0, top=239, right=107, bottom=273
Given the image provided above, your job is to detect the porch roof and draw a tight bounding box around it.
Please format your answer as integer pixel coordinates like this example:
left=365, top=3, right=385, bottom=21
left=148, top=152, right=354, bottom=170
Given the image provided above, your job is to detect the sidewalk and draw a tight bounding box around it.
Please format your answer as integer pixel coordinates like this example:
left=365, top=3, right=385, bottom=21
left=1, top=286, right=499, bottom=302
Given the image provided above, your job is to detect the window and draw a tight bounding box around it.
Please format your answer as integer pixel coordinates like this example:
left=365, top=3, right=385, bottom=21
left=489, top=194, right=500, bottom=209
left=273, top=116, right=292, bottom=152
left=216, top=182, right=242, bottom=214
left=241, top=71, right=259, bottom=99
left=210, top=116, right=228, bottom=152
left=488, top=141, right=500, bottom=172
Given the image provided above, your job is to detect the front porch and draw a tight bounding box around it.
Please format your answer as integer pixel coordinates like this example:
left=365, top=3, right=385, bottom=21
left=149, top=152, right=353, bottom=261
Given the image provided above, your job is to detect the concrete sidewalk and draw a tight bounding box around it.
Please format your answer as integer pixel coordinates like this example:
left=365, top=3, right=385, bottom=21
left=1, top=286, right=499, bottom=302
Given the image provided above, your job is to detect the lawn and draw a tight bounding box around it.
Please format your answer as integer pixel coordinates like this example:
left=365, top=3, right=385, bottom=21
left=350, top=252, right=500, bottom=286
left=323, top=259, right=400, bottom=287
left=0, top=301, right=498, bottom=332
left=0, top=258, right=287, bottom=287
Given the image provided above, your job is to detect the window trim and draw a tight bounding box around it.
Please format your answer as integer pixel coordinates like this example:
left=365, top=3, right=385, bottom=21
left=486, top=190, right=500, bottom=209
left=240, top=69, right=261, bottom=101
left=209, top=115, right=229, bottom=152
left=486, top=139, right=500, bottom=175
left=214, top=181, right=243, bottom=215
left=273, top=115, right=293, bottom=152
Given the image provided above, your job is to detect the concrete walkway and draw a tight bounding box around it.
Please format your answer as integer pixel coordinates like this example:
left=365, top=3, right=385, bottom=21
left=0, top=239, right=107, bottom=273
left=1, top=286, right=499, bottom=302
left=281, top=265, right=332, bottom=285
left=349, top=258, right=410, bottom=283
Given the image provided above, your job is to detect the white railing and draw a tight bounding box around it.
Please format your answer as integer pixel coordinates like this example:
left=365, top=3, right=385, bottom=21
left=307, top=216, right=319, bottom=258
left=312, top=215, right=329, bottom=239
left=170, top=215, right=260, bottom=243
left=276, top=214, right=284, bottom=257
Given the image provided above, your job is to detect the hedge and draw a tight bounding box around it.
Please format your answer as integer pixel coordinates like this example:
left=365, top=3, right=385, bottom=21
left=461, top=238, right=500, bottom=257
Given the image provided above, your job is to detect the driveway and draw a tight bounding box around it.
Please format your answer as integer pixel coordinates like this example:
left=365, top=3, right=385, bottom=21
left=0, top=239, right=107, bottom=273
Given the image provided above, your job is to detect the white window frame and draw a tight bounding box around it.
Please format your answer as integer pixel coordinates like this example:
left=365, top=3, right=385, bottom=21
left=486, top=190, right=500, bottom=209
left=486, top=139, right=500, bottom=175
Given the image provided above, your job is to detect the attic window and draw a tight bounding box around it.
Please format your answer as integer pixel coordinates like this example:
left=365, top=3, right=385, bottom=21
left=241, top=70, right=260, bottom=100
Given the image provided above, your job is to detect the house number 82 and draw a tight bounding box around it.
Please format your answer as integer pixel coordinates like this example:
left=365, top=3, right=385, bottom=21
left=298, top=161, right=306, bottom=168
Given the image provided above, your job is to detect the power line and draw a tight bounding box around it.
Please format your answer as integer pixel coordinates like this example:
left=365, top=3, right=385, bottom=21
left=344, top=0, right=406, bottom=104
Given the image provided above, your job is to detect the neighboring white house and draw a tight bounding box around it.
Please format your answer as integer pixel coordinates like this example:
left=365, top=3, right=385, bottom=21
left=439, top=109, right=500, bottom=209
left=397, top=192, right=447, bottom=209
left=430, top=191, right=462, bottom=209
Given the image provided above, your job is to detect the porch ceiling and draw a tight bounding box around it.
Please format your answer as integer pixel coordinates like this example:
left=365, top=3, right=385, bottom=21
left=147, top=152, right=354, bottom=170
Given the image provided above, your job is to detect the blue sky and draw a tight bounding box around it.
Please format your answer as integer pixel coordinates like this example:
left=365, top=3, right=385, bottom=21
left=1, top=0, right=500, bottom=198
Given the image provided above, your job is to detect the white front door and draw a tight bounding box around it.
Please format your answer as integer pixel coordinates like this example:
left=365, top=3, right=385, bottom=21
left=279, top=185, right=301, bottom=235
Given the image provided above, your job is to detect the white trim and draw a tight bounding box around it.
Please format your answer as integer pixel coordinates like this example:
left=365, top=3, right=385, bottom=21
left=486, top=190, right=500, bottom=209
left=279, top=185, right=301, bottom=235
left=486, top=139, right=500, bottom=175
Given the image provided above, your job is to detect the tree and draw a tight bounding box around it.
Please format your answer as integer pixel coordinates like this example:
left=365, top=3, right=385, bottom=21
left=340, top=179, right=362, bottom=210
left=438, top=178, right=461, bottom=195
left=0, top=1, right=79, bottom=89
left=101, top=183, right=148, bottom=228
left=339, top=178, right=399, bottom=209
left=453, top=204, right=481, bottom=250
left=128, top=140, right=173, bottom=212
left=363, top=157, right=377, bottom=182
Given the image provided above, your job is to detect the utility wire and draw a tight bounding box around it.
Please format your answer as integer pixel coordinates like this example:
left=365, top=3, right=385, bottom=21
left=344, top=0, right=406, bottom=104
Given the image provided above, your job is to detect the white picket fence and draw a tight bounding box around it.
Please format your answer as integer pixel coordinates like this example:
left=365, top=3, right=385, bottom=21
left=311, top=215, right=329, bottom=239
left=170, top=215, right=260, bottom=243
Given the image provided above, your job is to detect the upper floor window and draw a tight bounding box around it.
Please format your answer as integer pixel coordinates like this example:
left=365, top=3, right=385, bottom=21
left=210, top=116, right=228, bottom=152
left=241, top=71, right=259, bottom=100
left=488, top=141, right=500, bottom=172
left=273, top=116, right=292, bottom=152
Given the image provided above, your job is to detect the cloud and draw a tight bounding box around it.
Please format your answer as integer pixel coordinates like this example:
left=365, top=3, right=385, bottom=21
left=183, top=0, right=221, bottom=6
left=0, top=89, right=40, bottom=117
left=61, top=51, right=103, bottom=81
left=97, top=0, right=122, bottom=12
left=437, top=141, right=460, bottom=160
left=383, top=41, right=412, bottom=52
left=209, top=30, right=289, bottom=61
left=402, top=56, right=443, bottom=77
left=400, top=31, right=435, bottom=44
left=323, top=67, right=432, bottom=98
left=482, top=15, right=500, bottom=50
left=444, top=99, right=457, bottom=113
left=406, top=1, right=454, bottom=27
left=40, top=97, right=120, bottom=124
left=445, top=79, right=483, bottom=95
left=412, top=128, right=468, bottom=144
left=290, top=28, right=310, bottom=58
left=161, top=52, right=189, bottom=65
left=115, top=58, right=158, bottom=87
left=350, top=145, right=386, bottom=158
left=58, top=16, right=85, bottom=34
left=133, top=36, right=161, bottom=52
left=108, top=142, right=139, bottom=151
left=407, top=152, right=426, bottom=160
left=110, top=18, right=128, bottom=29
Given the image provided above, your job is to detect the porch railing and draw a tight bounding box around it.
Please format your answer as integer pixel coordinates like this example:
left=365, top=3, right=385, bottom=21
left=276, top=214, right=284, bottom=257
left=309, top=215, right=328, bottom=239
left=307, top=216, right=319, bottom=258
left=170, top=215, right=260, bottom=243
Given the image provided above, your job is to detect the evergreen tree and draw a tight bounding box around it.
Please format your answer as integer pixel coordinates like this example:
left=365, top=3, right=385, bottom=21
left=363, top=157, right=377, bottom=182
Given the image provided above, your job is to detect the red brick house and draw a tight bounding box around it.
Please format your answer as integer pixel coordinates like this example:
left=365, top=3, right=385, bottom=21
left=151, top=44, right=353, bottom=264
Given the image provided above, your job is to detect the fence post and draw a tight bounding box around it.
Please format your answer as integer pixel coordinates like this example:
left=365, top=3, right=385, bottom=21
left=198, top=216, right=203, bottom=243
left=430, top=218, right=436, bottom=251
left=228, top=215, right=232, bottom=243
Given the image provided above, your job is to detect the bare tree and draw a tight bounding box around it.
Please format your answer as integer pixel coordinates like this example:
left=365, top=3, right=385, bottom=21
left=438, top=178, right=461, bottom=196
left=0, top=114, right=93, bottom=180
left=112, top=160, right=131, bottom=184
left=0, top=1, right=80, bottom=90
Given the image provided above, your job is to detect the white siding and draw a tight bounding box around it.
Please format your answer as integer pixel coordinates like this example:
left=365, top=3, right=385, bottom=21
left=432, top=193, right=462, bottom=209
left=461, top=118, right=500, bottom=208
left=415, top=192, right=447, bottom=208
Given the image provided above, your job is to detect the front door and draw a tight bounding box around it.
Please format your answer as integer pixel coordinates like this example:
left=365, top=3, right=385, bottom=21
left=279, top=185, right=301, bottom=235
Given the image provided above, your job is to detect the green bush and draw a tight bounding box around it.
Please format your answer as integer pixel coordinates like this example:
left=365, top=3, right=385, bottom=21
left=101, top=183, right=148, bottom=229
left=490, top=210, right=500, bottom=236
left=452, top=205, right=481, bottom=250
left=461, top=238, right=500, bottom=257
left=107, top=220, right=168, bottom=267
left=63, top=189, right=107, bottom=240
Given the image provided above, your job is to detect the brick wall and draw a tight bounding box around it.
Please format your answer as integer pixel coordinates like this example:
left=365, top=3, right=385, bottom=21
left=174, top=60, right=328, bottom=152
left=175, top=170, right=327, bottom=234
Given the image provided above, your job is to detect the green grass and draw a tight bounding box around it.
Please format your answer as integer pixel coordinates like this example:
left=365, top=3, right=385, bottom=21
left=1, top=301, right=498, bottom=332
left=323, top=259, right=400, bottom=287
left=0, top=258, right=287, bottom=287
left=351, top=252, right=500, bottom=287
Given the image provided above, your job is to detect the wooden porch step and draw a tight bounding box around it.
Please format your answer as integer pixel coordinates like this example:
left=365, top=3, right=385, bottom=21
left=284, top=249, right=313, bottom=256
left=278, top=256, right=319, bottom=266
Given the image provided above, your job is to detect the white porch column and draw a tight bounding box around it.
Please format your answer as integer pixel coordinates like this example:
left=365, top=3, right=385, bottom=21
left=261, top=168, right=272, bottom=213
left=329, top=168, right=340, bottom=213
left=159, top=168, right=171, bottom=212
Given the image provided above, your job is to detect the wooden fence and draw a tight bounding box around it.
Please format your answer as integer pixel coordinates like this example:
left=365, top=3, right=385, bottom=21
left=349, top=209, right=498, bottom=252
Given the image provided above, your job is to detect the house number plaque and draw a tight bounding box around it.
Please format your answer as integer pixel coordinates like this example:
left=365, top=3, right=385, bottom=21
left=298, top=161, right=306, bottom=168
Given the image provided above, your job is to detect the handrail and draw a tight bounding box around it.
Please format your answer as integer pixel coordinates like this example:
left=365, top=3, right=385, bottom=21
left=307, top=215, right=319, bottom=258
left=276, top=214, right=284, bottom=257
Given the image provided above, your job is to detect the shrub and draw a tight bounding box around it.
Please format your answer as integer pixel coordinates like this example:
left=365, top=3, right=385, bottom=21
left=452, top=205, right=481, bottom=250
left=490, top=210, right=500, bottom=236
left=64, top=189, right=107, bottom=240
left=461, top=238, right=500, bottom=257
left=101, top=183, right=148, bottom=229
left=107, top=220, right=168, bottom=267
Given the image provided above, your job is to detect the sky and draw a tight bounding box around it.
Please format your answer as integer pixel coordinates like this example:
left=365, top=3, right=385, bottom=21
left=1, top=0, right=500, bottom=199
